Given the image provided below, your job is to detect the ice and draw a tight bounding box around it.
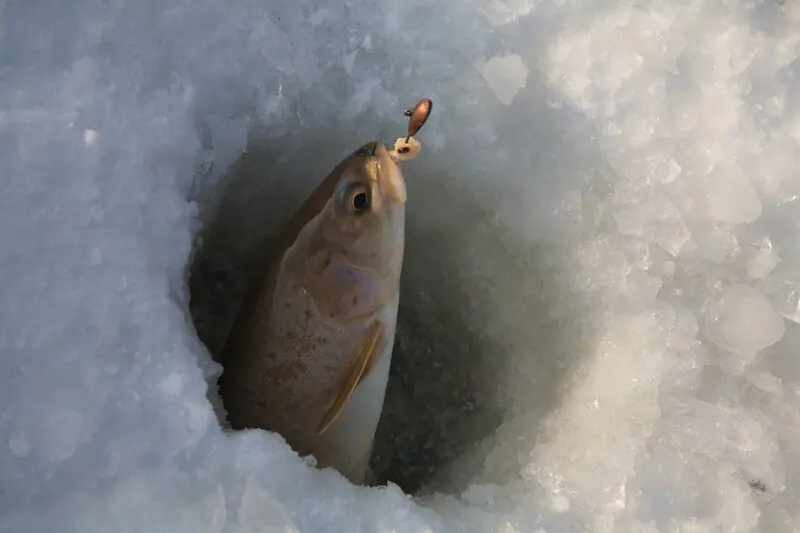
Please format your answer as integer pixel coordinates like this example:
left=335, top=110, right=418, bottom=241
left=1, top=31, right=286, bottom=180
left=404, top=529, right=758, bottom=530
left=3, top=1, right=800, bottom=533
left=703, top=284, right=785, bottom=364
left=662, top=397, right=782, bottom=494
left=614, top=198, right=690, bottom=256
left=481, top=0, right=533, bottom=27
left=478, top=54, right=530, bottom=107
left=764, top=263, right=800, bottom=324
left=744, top=236, right=781, bottom=281
left=700, top=162, right=763, bottom=224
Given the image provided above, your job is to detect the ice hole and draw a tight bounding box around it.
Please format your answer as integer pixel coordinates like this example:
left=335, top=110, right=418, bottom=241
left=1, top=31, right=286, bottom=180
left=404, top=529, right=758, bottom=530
left=187, top=115, right=584, bottom=495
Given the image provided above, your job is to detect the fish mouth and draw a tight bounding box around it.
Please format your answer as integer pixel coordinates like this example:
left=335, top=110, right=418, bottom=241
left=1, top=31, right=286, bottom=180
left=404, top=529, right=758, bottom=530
left=353, top=140, right=407, bottom=205
left=373, top=141, right=407, bottom=205
left=352, top=141, right=379, bottom=158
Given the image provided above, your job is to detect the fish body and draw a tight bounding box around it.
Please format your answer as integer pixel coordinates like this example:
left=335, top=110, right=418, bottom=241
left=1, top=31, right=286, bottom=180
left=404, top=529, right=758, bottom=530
left=217, top=140, right=409, bottom=484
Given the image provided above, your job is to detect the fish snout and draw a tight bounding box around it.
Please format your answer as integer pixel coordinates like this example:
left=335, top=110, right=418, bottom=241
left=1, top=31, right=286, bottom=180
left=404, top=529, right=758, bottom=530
left=374, top=142, right=407, bottom=205
left=353, top=141, right=379, bottom=158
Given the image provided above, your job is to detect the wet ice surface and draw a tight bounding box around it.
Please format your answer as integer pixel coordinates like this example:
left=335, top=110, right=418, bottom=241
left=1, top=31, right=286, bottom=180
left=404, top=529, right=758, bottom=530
left=2, top=0, right=800, bottom=532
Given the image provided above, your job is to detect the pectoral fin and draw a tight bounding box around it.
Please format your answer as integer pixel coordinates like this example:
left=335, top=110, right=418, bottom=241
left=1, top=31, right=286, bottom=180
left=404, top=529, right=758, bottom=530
left=316, top=321, right=385, bottom=435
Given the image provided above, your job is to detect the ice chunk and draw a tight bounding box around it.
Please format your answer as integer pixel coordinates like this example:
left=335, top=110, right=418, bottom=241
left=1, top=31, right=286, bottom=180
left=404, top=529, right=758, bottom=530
left=744, top=242, right=781, bottom=281
left=614, top=198, right=691, bottom=256
left=662, top=398, right=782, bottom=492
left=687, top=223, right=741, bottom=265
left=743, top=367, right=783, bottom=397
left=569, top=237, right=632, bottom=292
left=83, top=129, right=98, bottom=147
left=481, top=0, right=533, bottom=27
left=478, top=54, right=530, bottom=106
left=703, top=284, right=785, bottom=361
left=700, top=162, right=763, bottom=224
left=621, top=271, right=662, bottom=307
left=764, top=264, right=800, bottom=324
left=237, top=477, right=301, bottom=532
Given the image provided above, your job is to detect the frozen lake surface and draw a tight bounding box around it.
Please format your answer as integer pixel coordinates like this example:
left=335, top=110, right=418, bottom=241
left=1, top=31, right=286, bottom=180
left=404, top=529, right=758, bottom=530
left=2, top=1, right=800, bottom=532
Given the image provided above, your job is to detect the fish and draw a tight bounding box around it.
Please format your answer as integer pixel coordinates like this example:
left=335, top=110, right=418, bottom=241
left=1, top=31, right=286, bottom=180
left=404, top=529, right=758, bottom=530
left=217, top=137, right=423, bottom=484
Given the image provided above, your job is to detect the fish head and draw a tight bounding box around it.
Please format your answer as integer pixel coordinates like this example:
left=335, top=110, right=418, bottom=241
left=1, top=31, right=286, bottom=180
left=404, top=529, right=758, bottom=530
left=321, top=140, right=407, bottom=250
left=294, top=140, right=407, bottom=322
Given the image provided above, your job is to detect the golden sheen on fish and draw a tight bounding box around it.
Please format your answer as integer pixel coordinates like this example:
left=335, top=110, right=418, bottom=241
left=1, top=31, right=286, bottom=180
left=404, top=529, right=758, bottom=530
left=217, top=138, right=422, bottom=484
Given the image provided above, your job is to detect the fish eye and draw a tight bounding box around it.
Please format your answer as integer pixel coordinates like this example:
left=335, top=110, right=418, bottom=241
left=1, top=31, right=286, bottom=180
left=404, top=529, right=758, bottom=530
left=344, top=183, right=370, bottom=214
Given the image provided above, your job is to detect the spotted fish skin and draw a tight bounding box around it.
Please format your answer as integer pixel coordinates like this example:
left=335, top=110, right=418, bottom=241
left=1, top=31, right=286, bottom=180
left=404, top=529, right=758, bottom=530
left=217, top=141, right=407, bottom=484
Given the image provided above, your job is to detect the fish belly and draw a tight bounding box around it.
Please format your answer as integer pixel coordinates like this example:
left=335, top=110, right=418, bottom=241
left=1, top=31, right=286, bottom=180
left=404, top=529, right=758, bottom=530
left=219, top=260, right=399, bottom=485
left=308, top=289, right=399, bottom=484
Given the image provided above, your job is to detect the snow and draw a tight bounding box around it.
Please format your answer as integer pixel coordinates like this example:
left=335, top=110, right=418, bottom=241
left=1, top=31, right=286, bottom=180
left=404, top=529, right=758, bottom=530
left=2, top=1, right=800, bottom=533
left=479, top=54, right=530, bottom=106
left=703, top=284, right=785, bottom=364
left=701, top=162, right=763, bottom=224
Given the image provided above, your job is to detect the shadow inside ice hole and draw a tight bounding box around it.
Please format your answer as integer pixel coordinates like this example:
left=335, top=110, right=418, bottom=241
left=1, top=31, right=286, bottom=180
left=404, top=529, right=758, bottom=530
left=369, top=99, right=608, bottom=495
left=187, top=83, right=606, bottom=494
